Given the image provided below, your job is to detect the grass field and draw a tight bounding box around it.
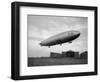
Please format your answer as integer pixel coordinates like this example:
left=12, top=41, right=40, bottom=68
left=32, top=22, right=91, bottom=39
left=28, top=57, right=87, bottom=67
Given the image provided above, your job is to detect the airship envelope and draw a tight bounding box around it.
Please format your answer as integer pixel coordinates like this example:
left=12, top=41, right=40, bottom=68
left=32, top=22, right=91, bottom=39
left=40, top=30, right=80, bottom=47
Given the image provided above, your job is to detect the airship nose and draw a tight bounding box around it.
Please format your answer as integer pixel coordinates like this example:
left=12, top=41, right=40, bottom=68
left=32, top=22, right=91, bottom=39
left=39, top=42, right=42, bottom=46
left=39, top=41, right=45, bottom=46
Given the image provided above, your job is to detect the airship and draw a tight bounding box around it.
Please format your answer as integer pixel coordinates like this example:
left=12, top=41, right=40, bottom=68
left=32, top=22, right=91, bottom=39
left=40, top=30, right=80, bottom=47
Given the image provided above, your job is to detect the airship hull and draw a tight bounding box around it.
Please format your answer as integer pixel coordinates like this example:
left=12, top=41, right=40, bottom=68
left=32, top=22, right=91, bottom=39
left=40, top=31, right=80, bottom=46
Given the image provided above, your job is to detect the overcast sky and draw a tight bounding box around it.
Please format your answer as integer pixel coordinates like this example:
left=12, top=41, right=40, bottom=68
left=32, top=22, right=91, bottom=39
left=27, top=15, right=88, bottom=57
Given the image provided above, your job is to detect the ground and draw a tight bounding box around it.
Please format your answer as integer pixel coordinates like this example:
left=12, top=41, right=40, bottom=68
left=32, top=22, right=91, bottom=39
left=28, top=57, right=87, bottom=67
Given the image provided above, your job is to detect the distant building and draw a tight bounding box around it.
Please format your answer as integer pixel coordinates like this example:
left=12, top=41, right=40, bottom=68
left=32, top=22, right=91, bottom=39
left=65, top=50, right=75, bottom=57
left=62, top=50, right=80, bottom=58
left=62, top=52, right=67, bottom=57
left=50, top=52, right=62, bottom=58
left=50, top=50, right=82, bottom=59
left=80, top=51, right=88, bottom=59
left=74, top=52, right=80, bottom=58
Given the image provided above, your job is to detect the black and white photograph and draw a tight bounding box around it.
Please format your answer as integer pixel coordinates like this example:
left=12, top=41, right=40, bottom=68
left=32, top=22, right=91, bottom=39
left=11, top=2, right=97, bottom=80
left=28, top=15, right=88, bottom=67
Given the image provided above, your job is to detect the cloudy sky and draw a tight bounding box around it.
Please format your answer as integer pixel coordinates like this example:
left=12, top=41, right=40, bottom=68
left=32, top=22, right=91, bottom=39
left=27, top=15, right=88, bottom=57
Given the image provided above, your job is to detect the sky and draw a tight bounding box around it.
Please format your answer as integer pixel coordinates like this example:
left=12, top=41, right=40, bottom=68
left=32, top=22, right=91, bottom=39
left=27, top=15, right=88, bottom=57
